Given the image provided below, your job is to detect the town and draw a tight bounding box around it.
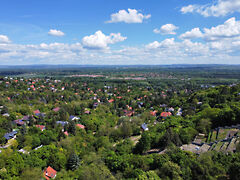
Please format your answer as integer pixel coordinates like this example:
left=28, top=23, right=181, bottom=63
left=0, top=65, right=239, bottom=179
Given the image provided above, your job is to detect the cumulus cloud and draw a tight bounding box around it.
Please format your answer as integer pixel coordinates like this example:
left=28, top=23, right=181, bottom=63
left=106, top=9, right=151, bottom=23
left=146, top=38, right=175, bottom=49
left=48, top=29, right=65, bottom=36
left=179, top=17, right=240, bottom=42
left=153, top=24, right=178, bottom=35
left=179, top=28, right=203, bottom=39
left=82, top=30, right=127, bottom=49
left=180, top=0, right=240, bottom=17
left=2, top=17, right=240, bottom=65
left=0, top=35, right=11, bottom=44
left=203, top=17, right=240, bottom=41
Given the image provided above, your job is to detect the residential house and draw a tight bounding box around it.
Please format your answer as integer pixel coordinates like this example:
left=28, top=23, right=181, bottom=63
left=4, top=131, right=17, bottom=140
left=93, top=103, right=99, bottom=109
left=108, top=99, right=114, bottom=103
left=160, top=112, right=172, bottom=119
left=141, top=123, right=149, bottom=131
left=53, top=107, right=60, bottom=112
left=13, top=119, right=25, bottom=126
left=2, top=113, right=10, bottom=117
left=69, top=115, right=80, bottom=121
left=123, top=110, right=134, bottom=117
left=167, top=107, right=175, bottom=112
left=150, top=110, right=157, bottom=116
left=76, top=124, right=85, bottom=129
left=56, top=121, right=68, bottom=127
left=44, top=166, right=57, bottom=180
left=36, top=125, right=46, bottom=131
left=64, top=131, right=69, bottom=136
left=84, top=110, right=91, bottom=114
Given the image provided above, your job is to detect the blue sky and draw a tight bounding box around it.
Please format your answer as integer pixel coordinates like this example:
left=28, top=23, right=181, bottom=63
left=0, top=0, right=240, bottom=65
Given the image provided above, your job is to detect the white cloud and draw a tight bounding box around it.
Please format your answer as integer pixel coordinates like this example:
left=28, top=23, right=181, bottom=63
left=0, top=35, right=11, bottom=44
left=82, top=30, right=126, bottom=49
left=179, top=17, right=240, bottom=42
left=179, top=28, right=203, bottom=39
left=146, top=38, right=175, bottom=49
left=106, top=9, right=151, bottom=23
left=153, top=24, right=178, bottom=35
left=181, top=0, right=240, bottom=17
left=203, top=17, right=240, bottom=41
left=48, top=29, right=65, bottom=36
left=0, top=38, right=240, bottom=65
left=2, top=18, right=240, bottom=65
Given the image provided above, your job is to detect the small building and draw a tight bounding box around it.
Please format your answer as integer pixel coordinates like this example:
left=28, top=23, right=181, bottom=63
left=44, top=166, right=57, bottom=180
left=56, top=121, right=68, bottom=127
left=160, top=112, right=172, bottom=119
left=141, top=123, right=149, bottom=131
left=84, top=110, right=91, bottom=114
left=108, top=99, right=114, bottom=103
left=13, top=119, right=25, bottom=126
left=123, top=110, right=134, bottom=117
left=33, top=109, right=40, bottom=114
left=53, top=107, right=60, bottom=112
left=36, top=125, right=46, bottom=131
left=64, top=131, right=69, bottom=136
left=150, top=110, right=157, bottom=116
left=69, top=115, right=80, bottom=121
left=76, top=124, right=85, bottom=129
left=4, top=131, right=17, bottom=140
left=2, top=113, right=10, bottom=117
left=167, top=107, right=175, bottom=112
left=93, top=103, right=99, bottom=108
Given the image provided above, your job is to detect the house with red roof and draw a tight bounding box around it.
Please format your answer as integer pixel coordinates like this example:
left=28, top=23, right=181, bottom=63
left=53, top=107, right=60, bottom=112
left=64, top=131, right=69, bottom=136
left=84, top=110, right=90, bottom=114
left=36, top=125, right=46, bottom=131
left=13, top=119, right=25, bottom=126
left=43, top=166, right=57, bottom=180
left=76, top=124, right=85, bottom=129
left=150, top=110, right=158, bottom=116
left=160, top=112, right=172, bottom=119
left=108, top=99, right=114, bottom=103
left=123, top=110, right=134, bottom=117
left=34, top=109, right=40, bottom=114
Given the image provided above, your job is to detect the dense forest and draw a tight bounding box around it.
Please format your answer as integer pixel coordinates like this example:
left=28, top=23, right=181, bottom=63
left=0, top=65, right=239, bottom=179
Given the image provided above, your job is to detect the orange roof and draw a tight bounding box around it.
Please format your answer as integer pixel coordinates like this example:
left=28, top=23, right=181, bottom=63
left=160, top=112, right=172, bottom=117
left=53, top=107, right=60, bottom=112
left=44, top=166, right=57, bottom=179
left=76, top=124, right=85, bottom=129
left=34, top=109, right=40, bottom=114
left=108, top=99, right=114, bottom=103
left=150, top=110, right=158, bottom=116
left=36, top=125, right=45, bottom=131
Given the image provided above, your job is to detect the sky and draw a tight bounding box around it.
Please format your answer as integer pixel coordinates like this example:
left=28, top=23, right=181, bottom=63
left=0, top=0, right=240, bottom=65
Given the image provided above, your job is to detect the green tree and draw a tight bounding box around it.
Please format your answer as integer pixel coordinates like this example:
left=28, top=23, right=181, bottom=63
left=67, top=153, right=80, bottom=171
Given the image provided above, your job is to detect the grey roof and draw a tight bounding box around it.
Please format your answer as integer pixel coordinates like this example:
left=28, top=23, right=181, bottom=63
left=141, top=123, right=148, bottom=130
left=4, top=131, right=17, bottom=140
left=56, top=121, right=68, bottom=126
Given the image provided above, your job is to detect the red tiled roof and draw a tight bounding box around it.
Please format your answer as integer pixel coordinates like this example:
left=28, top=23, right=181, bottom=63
left=44, top=166, right=57, bottom=179
left=53, top=107, right=60, bottom=112
left=36, top=125, right=45, bottom=131
left=76, top=124, right=85, bottom=129
left=160, top=112, right=172, bottom=117
left=150, top=110, right=158, bottom=116
left=84, top=110, right=90, bottom=114
left=34, top=110, right=40, bottom=114
left=108, top=99, right=114, bottom=103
